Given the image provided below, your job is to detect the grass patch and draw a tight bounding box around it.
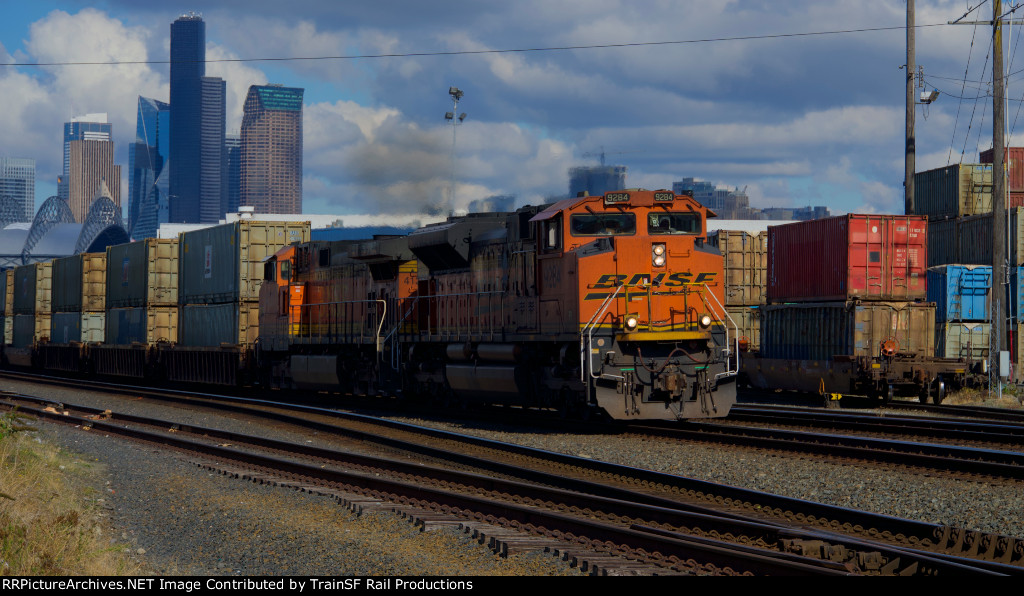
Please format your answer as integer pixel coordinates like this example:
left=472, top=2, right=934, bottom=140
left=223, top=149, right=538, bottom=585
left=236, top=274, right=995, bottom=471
left=0, top=411, right=141, bottom=576
left=942, top=387, right=1024, bottom=408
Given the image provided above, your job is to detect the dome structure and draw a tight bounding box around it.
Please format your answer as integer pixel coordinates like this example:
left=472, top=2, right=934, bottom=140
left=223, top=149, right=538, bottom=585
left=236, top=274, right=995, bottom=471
left=0, top=189, right=129, bottom=268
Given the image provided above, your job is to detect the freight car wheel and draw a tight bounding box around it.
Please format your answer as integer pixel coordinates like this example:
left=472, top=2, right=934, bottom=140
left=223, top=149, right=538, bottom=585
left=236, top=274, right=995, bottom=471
left=933, top=376, right=946, bottom=405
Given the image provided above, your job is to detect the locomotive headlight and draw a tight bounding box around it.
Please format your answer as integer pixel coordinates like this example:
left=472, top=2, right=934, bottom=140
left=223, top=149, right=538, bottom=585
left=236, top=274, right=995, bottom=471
left=698, top=314, right=713, bottom=329
left=652, top=243, right=667, bottom=267
left=625, top=315, right=639, bottom=331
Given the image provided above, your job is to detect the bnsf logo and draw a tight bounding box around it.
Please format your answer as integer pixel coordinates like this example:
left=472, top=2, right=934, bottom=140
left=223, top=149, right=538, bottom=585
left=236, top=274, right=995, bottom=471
left=585, top=272, right=717, bottom=300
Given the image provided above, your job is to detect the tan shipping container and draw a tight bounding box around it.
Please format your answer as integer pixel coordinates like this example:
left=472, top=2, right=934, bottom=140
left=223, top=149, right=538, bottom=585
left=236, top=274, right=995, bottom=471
left=726, top=305, right=761, bottom=352
left=3, top=269, right=12, bottom=318
left=82, top=253, right=107, bottom=312
left=709, top=230, right=767, bottom=306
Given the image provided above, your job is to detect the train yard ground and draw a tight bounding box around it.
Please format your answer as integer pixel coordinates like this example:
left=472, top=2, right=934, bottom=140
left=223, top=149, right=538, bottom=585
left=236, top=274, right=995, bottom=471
left=3, top=374, right=1024, bottom=576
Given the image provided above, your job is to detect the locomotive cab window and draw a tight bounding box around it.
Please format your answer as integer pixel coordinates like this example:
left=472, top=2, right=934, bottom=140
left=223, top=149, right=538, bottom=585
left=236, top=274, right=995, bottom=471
left=280, top=260, right=292, bottom=281
left=648, top=212, right=701, bottom=235
left=541, top=216, right=563, bottom=253
left=569, top=213, right=636, bottom=236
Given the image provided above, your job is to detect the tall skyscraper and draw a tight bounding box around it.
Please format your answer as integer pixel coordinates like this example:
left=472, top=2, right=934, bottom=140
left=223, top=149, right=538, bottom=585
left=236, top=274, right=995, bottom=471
left=61, top=114, right=120, bottom=222
left=224, top=133, right=241, bottom=215
left=0, top=157, right=35, bottom=223
left=169, top=13, right=225, bottom=223
left=59, top=114, right=112, bottom=201
left=240, top=84, right=304, bottom=214
left=128, top=97, right=170, bottom=240
left=200, top=76, right=226, bottom=223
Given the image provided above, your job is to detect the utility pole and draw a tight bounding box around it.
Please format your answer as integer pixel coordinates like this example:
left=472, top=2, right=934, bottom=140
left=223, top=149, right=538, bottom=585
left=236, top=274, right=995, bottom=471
left=905, top=0, right=915, bottom=215
left=993, top=0, right=1007, bottom=388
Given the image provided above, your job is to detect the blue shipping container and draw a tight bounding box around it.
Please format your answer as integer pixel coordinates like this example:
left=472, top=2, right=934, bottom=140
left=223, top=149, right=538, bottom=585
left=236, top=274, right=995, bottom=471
left=927, top=265, right=991, bottom=322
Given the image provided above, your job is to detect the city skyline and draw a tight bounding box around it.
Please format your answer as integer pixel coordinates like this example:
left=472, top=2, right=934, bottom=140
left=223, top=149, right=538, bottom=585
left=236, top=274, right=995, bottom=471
left=0, top=3, right=1018, bottom=219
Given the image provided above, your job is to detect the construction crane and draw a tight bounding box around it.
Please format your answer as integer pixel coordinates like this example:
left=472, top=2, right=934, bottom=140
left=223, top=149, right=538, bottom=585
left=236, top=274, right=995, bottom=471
left=581, top=147, right=642, bottom=166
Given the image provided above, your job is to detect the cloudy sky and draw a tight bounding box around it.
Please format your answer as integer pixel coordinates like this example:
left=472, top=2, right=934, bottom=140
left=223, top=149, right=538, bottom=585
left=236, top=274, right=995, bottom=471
left=0, top=1, right=1018, bottom=217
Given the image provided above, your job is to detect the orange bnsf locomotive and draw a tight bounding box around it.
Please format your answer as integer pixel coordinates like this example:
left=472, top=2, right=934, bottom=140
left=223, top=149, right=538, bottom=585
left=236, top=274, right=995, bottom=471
left=257, top=189, right=738, bottom=421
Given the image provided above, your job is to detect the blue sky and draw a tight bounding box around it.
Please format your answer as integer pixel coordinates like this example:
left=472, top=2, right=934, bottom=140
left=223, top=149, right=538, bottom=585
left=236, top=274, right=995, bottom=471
left=0, top=1, right=1017, bottom=217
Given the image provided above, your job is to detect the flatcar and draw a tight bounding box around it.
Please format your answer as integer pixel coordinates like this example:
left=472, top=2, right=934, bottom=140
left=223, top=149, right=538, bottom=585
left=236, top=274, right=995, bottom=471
left=257, top=189, right=738, bottom=420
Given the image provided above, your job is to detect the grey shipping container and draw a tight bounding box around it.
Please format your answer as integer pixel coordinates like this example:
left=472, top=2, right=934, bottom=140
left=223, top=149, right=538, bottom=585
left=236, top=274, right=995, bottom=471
left=12, top=314, right=33, bottom=348
left=51, top=312, right=104, bottom=344
left=178, top=220, right=310, bottom=304
left=708, top=230, right=767, bottom=306
left=761, top=301, right=936, bottom=361
left=12, top=264, right=35, bottom=314
left=106, top=239, right=179, bottom=308
left=51, top=311, right=82, bottom=344
left=178, top=301, right=260, bottom=347
left=929, top=207, right=1024, bottom=267
left=936, top=321, right=989, bottom=361
left=12, top=263, right=52, bottom=315
left=913, top=164, right=993, bottom=220
left=105, top=306, right=177, bottom=345
left=11, top=313, right=50, bottom=347
left=52, top=252, right=107, bottom=313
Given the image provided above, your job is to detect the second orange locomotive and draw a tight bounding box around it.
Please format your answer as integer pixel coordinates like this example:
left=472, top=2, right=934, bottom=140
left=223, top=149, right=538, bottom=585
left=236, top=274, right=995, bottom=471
left=258, top=189, right=738, bottom=420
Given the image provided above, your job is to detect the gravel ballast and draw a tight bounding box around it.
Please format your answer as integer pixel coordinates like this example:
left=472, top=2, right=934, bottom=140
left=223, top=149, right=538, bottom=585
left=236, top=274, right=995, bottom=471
left=5, top=377, right=1024, bottom=574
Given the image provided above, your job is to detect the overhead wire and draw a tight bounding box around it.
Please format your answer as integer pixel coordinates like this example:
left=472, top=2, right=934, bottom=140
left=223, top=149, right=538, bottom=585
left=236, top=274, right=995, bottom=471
left=0, top=23, right=951, bottom=68
left=946, top=10, right=985, bottom=166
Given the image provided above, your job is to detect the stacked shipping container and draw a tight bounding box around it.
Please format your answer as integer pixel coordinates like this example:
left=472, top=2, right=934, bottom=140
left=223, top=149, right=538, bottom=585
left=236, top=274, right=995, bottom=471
left=928, top=265, right=991, bottom=361
left=762, top=214, right=932, bottom=362
left=0, top=270, right=9, bottom=346
left=104, top=238, right=179, bottom=345
left=177, top=221, right=309, bottom=347
left=11, top=262, right=52, bottom=348
left=707, top=229, right=767, bottom=351
left=915, top=148, right=1024, bottom=379
left=50, top=252, right=107, bottom=344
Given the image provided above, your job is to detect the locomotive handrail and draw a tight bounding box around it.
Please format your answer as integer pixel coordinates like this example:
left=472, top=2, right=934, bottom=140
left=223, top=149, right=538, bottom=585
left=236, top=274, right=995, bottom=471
left=295, top=300, right=387, bottom=351
left=382, top=289, right=508, bottom=345
left=581, top=285, right=623, bottom=385
left=695, top=283, right=739, bottom=380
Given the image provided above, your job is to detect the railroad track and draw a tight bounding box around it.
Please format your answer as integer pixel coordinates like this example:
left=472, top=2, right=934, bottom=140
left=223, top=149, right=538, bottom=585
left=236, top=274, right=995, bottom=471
left=6, top=370, right=1024, bottom=481
left=3, top=385, right=1023, bottom=575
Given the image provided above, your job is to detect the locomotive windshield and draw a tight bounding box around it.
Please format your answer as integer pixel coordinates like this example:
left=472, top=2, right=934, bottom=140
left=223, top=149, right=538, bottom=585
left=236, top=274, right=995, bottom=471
left=647, top=212, right=701, bottom=235
left=569, top=213, right=636, bottom=236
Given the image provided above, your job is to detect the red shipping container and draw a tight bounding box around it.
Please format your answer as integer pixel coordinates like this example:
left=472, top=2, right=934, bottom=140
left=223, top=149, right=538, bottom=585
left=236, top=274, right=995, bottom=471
left=981, top=146, right=1024, bottom=192
left=767, top=214, right=927, bottom=303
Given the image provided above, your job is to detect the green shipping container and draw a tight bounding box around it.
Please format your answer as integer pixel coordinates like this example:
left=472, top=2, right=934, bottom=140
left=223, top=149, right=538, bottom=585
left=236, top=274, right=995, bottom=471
left=178, top=220, right=310, bottom=304
left=913, top=164, right=993, bottom=220
left=106, top=239, right=179, bottom=308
